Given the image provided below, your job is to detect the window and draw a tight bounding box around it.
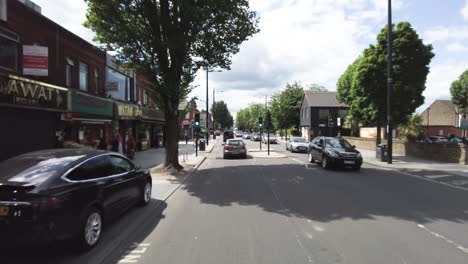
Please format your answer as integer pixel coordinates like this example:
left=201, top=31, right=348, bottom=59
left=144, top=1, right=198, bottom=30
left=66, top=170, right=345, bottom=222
left=67, top=155, right=114, bottom=181
left=318, top=109, right=329, bottom=124
left=94, top=68, right=99, bottom=94
left=79, top=62, right=88, bottom=91
left=65, top=57, right=74, bottom=87
left=0, top=0, right=6, bottom=21
left=0, top=29, right=18, bottom=71
left=105, top=67, right=132, bottom=101
left=109, top=155, right=133, bottom=174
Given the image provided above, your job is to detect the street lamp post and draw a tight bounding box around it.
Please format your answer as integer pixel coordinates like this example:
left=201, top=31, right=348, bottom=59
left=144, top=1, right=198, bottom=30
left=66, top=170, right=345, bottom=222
left=464, top=83, right=468, bottom=137
left=386, top=0, right=393, bottom=164
left=205, top=67, right=222, bottom=145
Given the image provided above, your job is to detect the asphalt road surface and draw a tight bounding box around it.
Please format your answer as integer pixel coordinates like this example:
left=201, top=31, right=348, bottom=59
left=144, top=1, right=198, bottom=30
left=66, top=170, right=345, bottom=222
left=3, top=138, right=468, bottom=264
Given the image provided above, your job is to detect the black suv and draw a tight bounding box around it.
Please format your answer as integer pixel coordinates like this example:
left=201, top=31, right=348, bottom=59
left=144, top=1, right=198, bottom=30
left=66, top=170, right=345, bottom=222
left=308, top=137, right=363, bottom=170
left=223, top=130, right=235, bottom=143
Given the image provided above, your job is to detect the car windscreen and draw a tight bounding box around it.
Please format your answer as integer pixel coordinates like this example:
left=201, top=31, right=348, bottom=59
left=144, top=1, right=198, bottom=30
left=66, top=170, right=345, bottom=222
left=292, top=138, right=307, bottom=143
left=228, top=140, right=244, bottom=146
left=0, top=155, right=85, bottom=186
left=224, top=131, right=234, bottom=137
left=325, top=138, right=353, bottom=149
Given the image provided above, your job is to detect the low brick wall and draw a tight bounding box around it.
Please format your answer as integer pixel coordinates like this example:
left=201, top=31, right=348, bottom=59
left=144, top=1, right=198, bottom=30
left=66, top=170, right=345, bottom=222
left=344, top=137, right=468, bottom=164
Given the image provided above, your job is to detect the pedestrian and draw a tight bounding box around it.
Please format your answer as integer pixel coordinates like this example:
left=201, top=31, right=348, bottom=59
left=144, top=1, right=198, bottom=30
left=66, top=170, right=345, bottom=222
left=449, top=134, right=459, bottom=145
left=126, top=131, right=136, bottom=160
left=98, top=137, right=107, bottom=150
left=112, top=131, right=124, bottom=154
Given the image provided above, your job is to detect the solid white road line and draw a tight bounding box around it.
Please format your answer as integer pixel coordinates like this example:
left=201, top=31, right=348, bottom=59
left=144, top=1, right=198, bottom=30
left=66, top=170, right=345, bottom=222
left=424, top=174, right=451, bottom=179
left=417, top=224, right=468, bottom=254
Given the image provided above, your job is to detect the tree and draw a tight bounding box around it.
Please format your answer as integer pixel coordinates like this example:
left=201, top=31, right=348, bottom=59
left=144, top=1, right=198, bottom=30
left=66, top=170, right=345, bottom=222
left=398, top=114, right=424, bottom=142
left=450, top=70, right=468, bottom=116
left=84, top=0, right=259, bottom=171
left=235, top=103, right=265, bottom=131
left=307, top=83, right=328, bottom=92
left=337, top=22, right=434, bottom=144
left=269, top=82, right=304, bottom=136
left=211, top=101, right=233, bottom=129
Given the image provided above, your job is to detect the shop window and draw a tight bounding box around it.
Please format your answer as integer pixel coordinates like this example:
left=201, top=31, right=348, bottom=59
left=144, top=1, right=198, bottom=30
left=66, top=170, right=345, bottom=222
left=0, top=28, right=18, bottom=72
left=94, top=68, right=99, bottom=94
left=65, top=57, right=74, bottom=87
left=79, top=62, right=88, bottom=91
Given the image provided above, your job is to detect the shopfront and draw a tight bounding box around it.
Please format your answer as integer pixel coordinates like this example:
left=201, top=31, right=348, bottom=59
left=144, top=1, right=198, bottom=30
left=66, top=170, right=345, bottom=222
left=0, top=73, right=68, bottom=160
left=63, top=90, right=114, bottom=148
left=139, top=107, right=165, bottom=150
left=114, top=101, right=142, bottom=153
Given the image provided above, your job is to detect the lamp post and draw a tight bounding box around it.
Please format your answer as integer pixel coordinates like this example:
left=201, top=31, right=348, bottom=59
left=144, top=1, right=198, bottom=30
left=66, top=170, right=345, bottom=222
left=205, top=67, right=222, bottom=145
left=211, top=77, right=223, bottom=139
left=464, top=83, right=468, bottom=137
left=386, top=0, right=393, bottom=164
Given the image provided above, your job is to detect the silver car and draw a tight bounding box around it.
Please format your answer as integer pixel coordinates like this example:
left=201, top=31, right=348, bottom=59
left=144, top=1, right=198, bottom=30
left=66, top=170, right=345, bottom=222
left=286, top=137, right=309, bottom=153
left=262, top=133, right=277, bottom=144
left=223, top=139, right=247, bottom=159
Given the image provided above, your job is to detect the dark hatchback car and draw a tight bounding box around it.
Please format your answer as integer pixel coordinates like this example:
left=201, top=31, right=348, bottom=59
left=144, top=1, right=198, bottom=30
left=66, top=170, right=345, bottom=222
left=0, top=149, right=152, bottom=250
left=308, top=137, right=363, bottom=170
left=223, top=130, right=235, bottom=143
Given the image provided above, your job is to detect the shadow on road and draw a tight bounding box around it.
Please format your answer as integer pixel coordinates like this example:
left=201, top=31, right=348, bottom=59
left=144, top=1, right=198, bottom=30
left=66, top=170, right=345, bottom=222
left=1, top=199, right=168, bottom=264
left=180, top=162, right=468, bottom=225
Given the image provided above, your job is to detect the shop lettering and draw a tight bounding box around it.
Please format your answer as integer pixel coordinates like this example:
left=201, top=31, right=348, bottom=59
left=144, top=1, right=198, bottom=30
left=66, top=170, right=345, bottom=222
left=118, top=105, right=142, bottom=117
left=4, top=79, right=54, bottom=101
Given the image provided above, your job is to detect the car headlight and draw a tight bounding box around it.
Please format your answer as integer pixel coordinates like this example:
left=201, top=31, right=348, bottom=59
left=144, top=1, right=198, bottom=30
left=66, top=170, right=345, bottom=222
left=327, top=150, right=339, bottom=157
left=356, top=153, right=362, bottom=158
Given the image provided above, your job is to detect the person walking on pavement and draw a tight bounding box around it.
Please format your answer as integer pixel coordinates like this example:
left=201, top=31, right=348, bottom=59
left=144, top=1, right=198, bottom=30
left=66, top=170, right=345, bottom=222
left=126, top=131, right=136, bottom=160
left=449, top=134, right=459, bottom=145
left=112, top=131, right=124, bottom=154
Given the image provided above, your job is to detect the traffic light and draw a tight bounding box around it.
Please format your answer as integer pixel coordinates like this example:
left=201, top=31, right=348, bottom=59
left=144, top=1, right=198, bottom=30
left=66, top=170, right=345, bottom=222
left=258, top=117, right=263, bottom=128
left=194, top=113, right=200, bottom=127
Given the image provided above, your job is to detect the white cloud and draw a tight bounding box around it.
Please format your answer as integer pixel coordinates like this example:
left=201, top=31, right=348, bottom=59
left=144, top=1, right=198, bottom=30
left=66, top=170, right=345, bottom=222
left=462, top=0, right=468, bottom=21
left=424, top=26, right=468, bottom=43
left=447, top=42, right=468, bottom=52
left=33, top=0, right=96, bottom=45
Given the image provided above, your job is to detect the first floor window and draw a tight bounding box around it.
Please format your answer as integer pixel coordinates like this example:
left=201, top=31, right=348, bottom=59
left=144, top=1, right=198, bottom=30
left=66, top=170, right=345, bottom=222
left=94, top=68, right=99, bottom=94
left=0, top=33, right=18, bottom=71
left=79, top=62, right=88, bottom=91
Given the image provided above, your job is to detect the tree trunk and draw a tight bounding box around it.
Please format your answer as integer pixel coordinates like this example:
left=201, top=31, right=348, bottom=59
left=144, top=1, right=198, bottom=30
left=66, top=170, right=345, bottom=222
left=376, top=122, right=382, bottom=146
left=164, top=109, right=183, bottom=171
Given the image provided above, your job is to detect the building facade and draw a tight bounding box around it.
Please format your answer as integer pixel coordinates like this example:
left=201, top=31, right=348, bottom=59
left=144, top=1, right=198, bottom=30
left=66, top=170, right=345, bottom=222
left=421, top=100, right=463, bottom=137
left=299, top=91, right=348, bottom=141
left=0, top=0, right=164, bottom=161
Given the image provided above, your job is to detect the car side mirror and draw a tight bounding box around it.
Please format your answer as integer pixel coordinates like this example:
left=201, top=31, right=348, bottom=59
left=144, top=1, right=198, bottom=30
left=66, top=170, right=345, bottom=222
left=352, top=145, right=356, bottom=148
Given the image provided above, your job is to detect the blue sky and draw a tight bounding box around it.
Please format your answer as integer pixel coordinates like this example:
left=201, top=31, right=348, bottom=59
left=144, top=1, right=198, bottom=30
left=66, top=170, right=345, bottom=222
left=33, top=0, right=468, bottom=118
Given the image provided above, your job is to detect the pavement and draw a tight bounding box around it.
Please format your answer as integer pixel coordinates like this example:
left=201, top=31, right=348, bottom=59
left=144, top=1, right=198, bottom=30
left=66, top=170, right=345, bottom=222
left=4, top=138, right=468, bottom=263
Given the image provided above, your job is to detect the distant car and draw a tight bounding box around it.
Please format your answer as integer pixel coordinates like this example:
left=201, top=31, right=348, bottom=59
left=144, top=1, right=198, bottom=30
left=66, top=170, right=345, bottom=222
left=243, top=132, right=251, bottom=139
left=308, top=136, right=363, bottom=170
left=223, top=130, right=235, bottom=143
left=0, top=149, right=152, bottom=249
left=235, top=131, right=244, bottom=137
left=286, top=137, right=309, bottom=153
left=262, top=133, right=277, bottom=144
left=429, top=136, right=449, bottom=143
left=223, top=139, right=247, bottom=159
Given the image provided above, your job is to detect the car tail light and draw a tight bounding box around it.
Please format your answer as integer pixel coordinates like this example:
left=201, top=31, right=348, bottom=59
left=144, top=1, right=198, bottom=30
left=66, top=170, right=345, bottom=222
left=224, top=145, right=230, bottom=150
left=31, top=196, right=65, bottom=210
left=240, top=145, right=246, bottom=149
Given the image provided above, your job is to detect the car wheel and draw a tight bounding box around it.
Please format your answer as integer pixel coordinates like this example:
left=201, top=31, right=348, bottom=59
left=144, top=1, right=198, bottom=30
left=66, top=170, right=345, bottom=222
left=79, top=207, right=103, bottom=250
left=308, top=152, right=314, bottom=163
left=139, top=178, right=152, bottom=206
left=322, top=156, right=331, bottom=169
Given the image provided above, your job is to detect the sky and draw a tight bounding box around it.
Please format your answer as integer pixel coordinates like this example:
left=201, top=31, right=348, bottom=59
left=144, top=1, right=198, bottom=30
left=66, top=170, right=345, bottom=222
left=32, top=0, right=468, bottom=120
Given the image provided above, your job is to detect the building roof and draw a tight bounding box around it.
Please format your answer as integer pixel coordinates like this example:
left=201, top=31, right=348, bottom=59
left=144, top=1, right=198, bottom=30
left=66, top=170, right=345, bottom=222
left=303, top=91, right=347, bottom=108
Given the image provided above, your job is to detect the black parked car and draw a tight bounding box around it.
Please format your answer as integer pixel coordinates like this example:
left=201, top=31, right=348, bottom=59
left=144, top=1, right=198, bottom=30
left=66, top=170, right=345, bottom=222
left=308, top=137, right=363, bottom=170
left=223, top=130, right=235, bottom=143
left=0, top=149, right=152, bottom=250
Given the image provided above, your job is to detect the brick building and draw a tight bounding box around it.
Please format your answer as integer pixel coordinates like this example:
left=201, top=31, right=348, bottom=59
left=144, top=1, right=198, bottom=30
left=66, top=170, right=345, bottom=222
left=0, top=0, right=164, bottom=160
left=421, top=100, right=463, bottom=137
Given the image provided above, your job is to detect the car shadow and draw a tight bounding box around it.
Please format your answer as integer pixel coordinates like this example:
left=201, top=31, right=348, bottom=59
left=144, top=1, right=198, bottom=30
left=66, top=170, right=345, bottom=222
left=180, top=162, right=468, bottom=225
left=1, top=199, right=168, bottom=264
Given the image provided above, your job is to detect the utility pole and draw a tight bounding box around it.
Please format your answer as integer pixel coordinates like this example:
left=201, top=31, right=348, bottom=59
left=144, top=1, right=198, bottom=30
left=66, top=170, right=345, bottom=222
left=206, top=68, right=209, bottom=146
left=213, top=86, right=216, bottom=139
left=464, top=83, right=468, bottom=137
left=386, top=0, right=393, bottom=164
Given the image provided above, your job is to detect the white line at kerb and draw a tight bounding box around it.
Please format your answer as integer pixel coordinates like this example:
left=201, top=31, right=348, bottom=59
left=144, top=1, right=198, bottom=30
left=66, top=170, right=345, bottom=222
left=291, top=158, right=306, bottom=165
left=417, top=224, right=468, bottom=254
left=424, top=175, right=451, bottom=179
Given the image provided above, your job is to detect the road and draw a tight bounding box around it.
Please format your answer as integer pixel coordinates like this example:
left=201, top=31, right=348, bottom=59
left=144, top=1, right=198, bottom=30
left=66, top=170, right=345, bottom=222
left=4, top=138, right=468, bottom=263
